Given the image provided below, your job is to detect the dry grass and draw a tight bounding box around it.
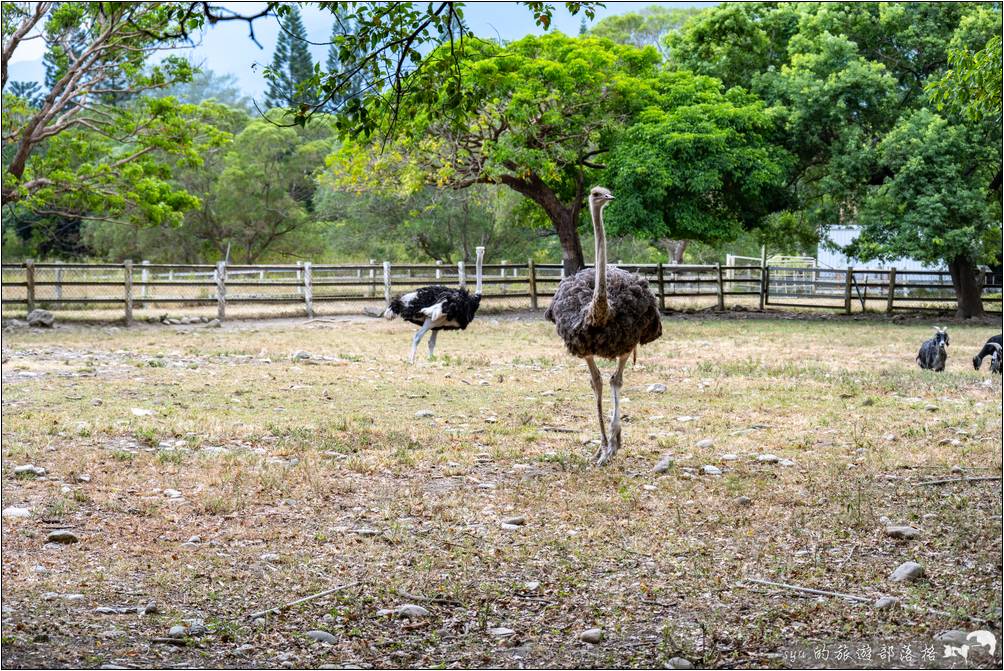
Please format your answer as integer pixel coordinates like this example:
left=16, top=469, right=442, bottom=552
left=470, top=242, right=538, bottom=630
left=1, top=313, right=1001, bottom=669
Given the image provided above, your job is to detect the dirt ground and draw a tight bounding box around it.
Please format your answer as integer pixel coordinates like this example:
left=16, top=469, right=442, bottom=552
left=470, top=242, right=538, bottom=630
left=1, top=312, right=1001, bottom=669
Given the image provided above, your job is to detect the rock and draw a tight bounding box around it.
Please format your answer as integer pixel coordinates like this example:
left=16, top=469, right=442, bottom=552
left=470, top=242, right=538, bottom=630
left=42, top=592, right=60, bottom=600
left=675, top=415, right=697, bottom=423
left=779, top=459, right=795, bottom=467
left=205, top=319, right=221, bottom=328
left=14, top=464, right=46, bottom=477
left=99, top=629, right=126, bottom=639
left=27, top=309, right=55, bottom=328
left=652, top=456, right=674, bottom=473
left=924, top=404, right=938, bottom=412
left=186, top=536, right=201, bottom=544
left=396, top=604, right=430, bottom=619
left=2, top=507, right=31, bottom=519
left=236, top=644, right=255, bottom=655
left=130, top=407, right=155, bottom=416
left=695, top=438, right=715, bottom=449
left=185, top=620, right=207, bottom=636
left=524, top=581, right=540, bottom=592
left=666, top=657, right=694, bottom=669
left=934, top=630, right=968, bottom=646
left=142, top=601, right=158, bottom=614
left=260, top=553, right=281, bottom=562
left=502, top=515, right=526, bottom=526
left=500, top=523, right=522, bottom=532
left=701, top=465, right=722, bottom=476
left=756, top=454, right=779, bottom=463
left=720, top=453, right=738, bottom=462
left=489, top=627, right=516, bottom=637
left=291, top=351, right=311, bottom=360
left=351, top=528, right=381, bottom=536
left=885, top=525, right=920, bottom=540
left=647, top=383, right=667, bottom=394
left=736, top=496, right=753, bottom=507
left=168, top=625, right=187, bottom=638
left=45, top=530, right=78, bottom=544
left=415, top=409, right=434, bottom=418
left=888, top=561, right=924, bottom=583
left=75, top=474, right=91, bottom=483
left=874, top=596, right=900, bottom=610
left=579, top=628, right=604, bottom=644
left=163, top=489, right=182, bottom=499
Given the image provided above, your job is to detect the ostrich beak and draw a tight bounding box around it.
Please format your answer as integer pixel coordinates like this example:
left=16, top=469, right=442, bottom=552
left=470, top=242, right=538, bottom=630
left=606, top=194, right=615, bottom=200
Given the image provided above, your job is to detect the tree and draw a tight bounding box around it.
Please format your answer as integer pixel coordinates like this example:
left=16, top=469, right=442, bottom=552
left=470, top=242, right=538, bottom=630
left=7, top=80, right=43, bottom=107
left=928, top=33, right=1003, bottom=124
left=605, top=73, right=792, bottom=249
left=589, top=5, right=701, bottom=59
left=159, top=68, right=252, bottom=110
left=323, top=5, right=366, bottom=112
left=264, top=5, right=315, bottom=109
left=847, top=110, right=1001, bottom=318
left=328, top=33, right=663, bottom=274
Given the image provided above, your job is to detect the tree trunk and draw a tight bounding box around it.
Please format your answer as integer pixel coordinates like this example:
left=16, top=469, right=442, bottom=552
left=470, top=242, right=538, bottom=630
left=663, top=239, right=688, bottom=264
left=554, top=208, right=585, bottom=275
left=497, top=174, right=585, bottom=275
left=948, top=256, right=985, bottom=318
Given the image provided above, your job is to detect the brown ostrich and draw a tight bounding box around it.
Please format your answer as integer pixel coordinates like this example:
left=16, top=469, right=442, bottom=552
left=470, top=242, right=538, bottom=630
left=545, top=186, right=662, bottom=466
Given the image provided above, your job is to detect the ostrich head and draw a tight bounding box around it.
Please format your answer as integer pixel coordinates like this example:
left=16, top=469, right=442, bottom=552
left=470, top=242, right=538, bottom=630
left=589, top=186, right=614, bottom=211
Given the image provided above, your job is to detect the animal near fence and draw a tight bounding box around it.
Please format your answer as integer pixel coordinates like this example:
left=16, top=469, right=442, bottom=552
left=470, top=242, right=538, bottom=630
left=1, top=259, right=1001, bottom=323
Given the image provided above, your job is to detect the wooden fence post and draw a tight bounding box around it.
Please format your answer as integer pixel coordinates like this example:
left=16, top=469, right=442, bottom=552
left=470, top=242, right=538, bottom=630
left=657, top=263, right=666, bottom=312
left=715, top=262, right=725, bottom=310
left=303, top=261, right=313, bottom=318
left=383, top=261, right=392, bottom=305
left=215, top=260, right=227, bottom=321
left=759, top=247, right=767, bottom=311
left=435, top=260, right=442, bottom=280
left=123, top=260, right=134, bottom=325
left=25, top=259, right=35, bottom=314
left=458, top=260, right=466, bottom=289
left=527, top=259, right=538, bottom=310
left=141, top=259, right=150, bottom=303
left=886, top=267, right=897, bottom=313
left=54, top=262, right=63, bottom=302
left=844, top=266, right=854, bottom=315
left=368, top=259, right=376, bottom=297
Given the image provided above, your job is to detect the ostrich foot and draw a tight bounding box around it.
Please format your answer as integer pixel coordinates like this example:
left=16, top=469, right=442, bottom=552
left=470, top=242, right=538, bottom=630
left=592, top=439, right=608, bottom=463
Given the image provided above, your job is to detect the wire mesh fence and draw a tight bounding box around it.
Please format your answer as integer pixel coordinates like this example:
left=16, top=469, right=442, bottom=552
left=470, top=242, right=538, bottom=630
left=2, top=260, right=1000, bottom=322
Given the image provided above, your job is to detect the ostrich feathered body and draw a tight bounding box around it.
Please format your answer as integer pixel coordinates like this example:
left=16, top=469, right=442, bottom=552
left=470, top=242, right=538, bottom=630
left=545, top=267, right=662, bottom=359
left=387, top=285, right=482, bottom=331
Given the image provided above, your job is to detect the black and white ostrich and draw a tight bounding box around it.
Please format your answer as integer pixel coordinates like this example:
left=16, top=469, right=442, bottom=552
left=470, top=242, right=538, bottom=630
left=545, top=186, right=662, bottom=466
left=972, top=334, right=1002, bottom=371
left=384, top=246, right=484, bottom=362
left=916, top=326, right=950, bottom=371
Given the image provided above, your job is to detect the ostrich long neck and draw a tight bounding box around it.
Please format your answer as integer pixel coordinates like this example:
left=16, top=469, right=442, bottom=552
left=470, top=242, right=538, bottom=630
left=475, top=250, right=484, bottom=295
left=589, top=200, right=610, bottom=324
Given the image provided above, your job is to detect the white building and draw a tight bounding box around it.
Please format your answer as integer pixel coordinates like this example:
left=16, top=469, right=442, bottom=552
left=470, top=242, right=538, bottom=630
left=818, top=225, right=944, bottom=280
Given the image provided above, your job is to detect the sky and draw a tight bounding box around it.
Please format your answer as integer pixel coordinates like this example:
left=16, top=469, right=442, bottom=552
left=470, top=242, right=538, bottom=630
left=8, top=2, right=715, bottom=101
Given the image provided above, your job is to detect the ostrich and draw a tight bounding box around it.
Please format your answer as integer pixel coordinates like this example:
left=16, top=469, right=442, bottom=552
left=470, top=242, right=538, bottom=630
left=545, top=186, right=662, bottom=466
left=972, top=334, right=1002, bottom=370
left=384, top=246, right=485, bottom=363
left=916, top=326, right=949, bottom=371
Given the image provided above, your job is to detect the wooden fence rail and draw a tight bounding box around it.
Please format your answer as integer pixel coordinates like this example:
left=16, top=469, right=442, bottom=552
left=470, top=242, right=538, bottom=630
left=1, top=260, right=1000, bottom=322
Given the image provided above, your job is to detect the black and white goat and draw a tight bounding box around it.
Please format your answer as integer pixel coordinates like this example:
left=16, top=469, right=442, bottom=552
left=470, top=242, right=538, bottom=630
left=988, top=344, right=1002, bottom=375
left=916, top=327, right=949, bottom=371
left=972, top=334, right=1003, bottom=372
left=384, top=247, right=484, bottom=363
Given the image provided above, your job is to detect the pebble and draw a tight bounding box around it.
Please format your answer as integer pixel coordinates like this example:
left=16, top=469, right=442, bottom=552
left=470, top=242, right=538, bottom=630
left=291, top=351, right=311, bottom=360
left=756, top=454, right=779, bottom=463
left=205, top=319, right=221, bottom=328
left=924, top=404, right=938, bottom=412
left=524, top=581, right=540, bottom=592
left=652, top=456, right=674, bottom=473
left=874, top=596, right=900, bottom=610
left=647, top=383, right=667, bottom=393
left=642, top=484, right=657, bottom=491
left=779, top=459, right=795, bottom=467
left=351, top=528, right=381, bottom=536
left=675, top=415, right=697, bottom=423
left=130, top=408, right=155, bottom=416
left=888, top=561, right=924, bottom=582
left=736, top=496, right=753, bottom=507
left=2, top=507, right=31, bottom=519
left=666, top=657, right=694, bottom=669
left=14, top=464, right=46, bottom=477
left=305, top=629, right=337, bottom=644
left=579, top=628, right=604, bottom=644
left=720, top=454, right=738, bottom=462
left=45, top=530, right=79, bottom=544
left=695, top=438, right=714, bottom=449
left=885, top=525, right=920, bottom=540
left=168, top=625, right=187, bottom=638
left=99, top=629, right=126, bottom=639
left=76, top=474, right=91, bottom=483
left=701, top=465, right=722, bottom=476
left=396, top=604, right=431, bottom=619
left=415, top=409, right=434, bottom=418
left=489, top=627, right=516, bottom=637
left=236, top=644, right=255, bottom=655
left=934, top=630, right=968, bottom=646
left=502, top=515, right=526, bottom=526
left=260, top=553, right=281, bottom=562
left=163, top=489, right=182, bottom=499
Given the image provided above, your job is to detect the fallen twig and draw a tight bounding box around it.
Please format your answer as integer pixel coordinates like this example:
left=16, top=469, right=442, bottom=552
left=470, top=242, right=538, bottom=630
left=246, top=581, right=359, bottom=620
left=741, top=578, right=871, bottom=603
left=540, top=426, right=576, bottom=433
left=915, top=476, right=1001, bottom=486
left=393, top=589, right=461, bottom=606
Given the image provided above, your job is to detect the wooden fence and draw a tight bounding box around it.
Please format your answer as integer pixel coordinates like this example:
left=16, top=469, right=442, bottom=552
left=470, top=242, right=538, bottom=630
left=1, top=259, right=1000, bottom=323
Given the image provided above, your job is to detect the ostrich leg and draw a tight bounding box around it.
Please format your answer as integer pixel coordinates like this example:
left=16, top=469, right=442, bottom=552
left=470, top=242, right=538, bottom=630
left=410, top=319, right=434, bottom=363
left=598, top=353, right=631, bottom=466
left=585, top=357, right=608, bottom=462
left=427, top=330, right=438, bottom=359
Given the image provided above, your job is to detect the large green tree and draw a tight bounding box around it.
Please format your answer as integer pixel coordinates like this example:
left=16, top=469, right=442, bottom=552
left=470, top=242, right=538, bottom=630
left=264, top=5, right=315, bottom=109
left=668, top=1, right=1002, bottom=316
left=589, top=4, right=700, bottom=60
